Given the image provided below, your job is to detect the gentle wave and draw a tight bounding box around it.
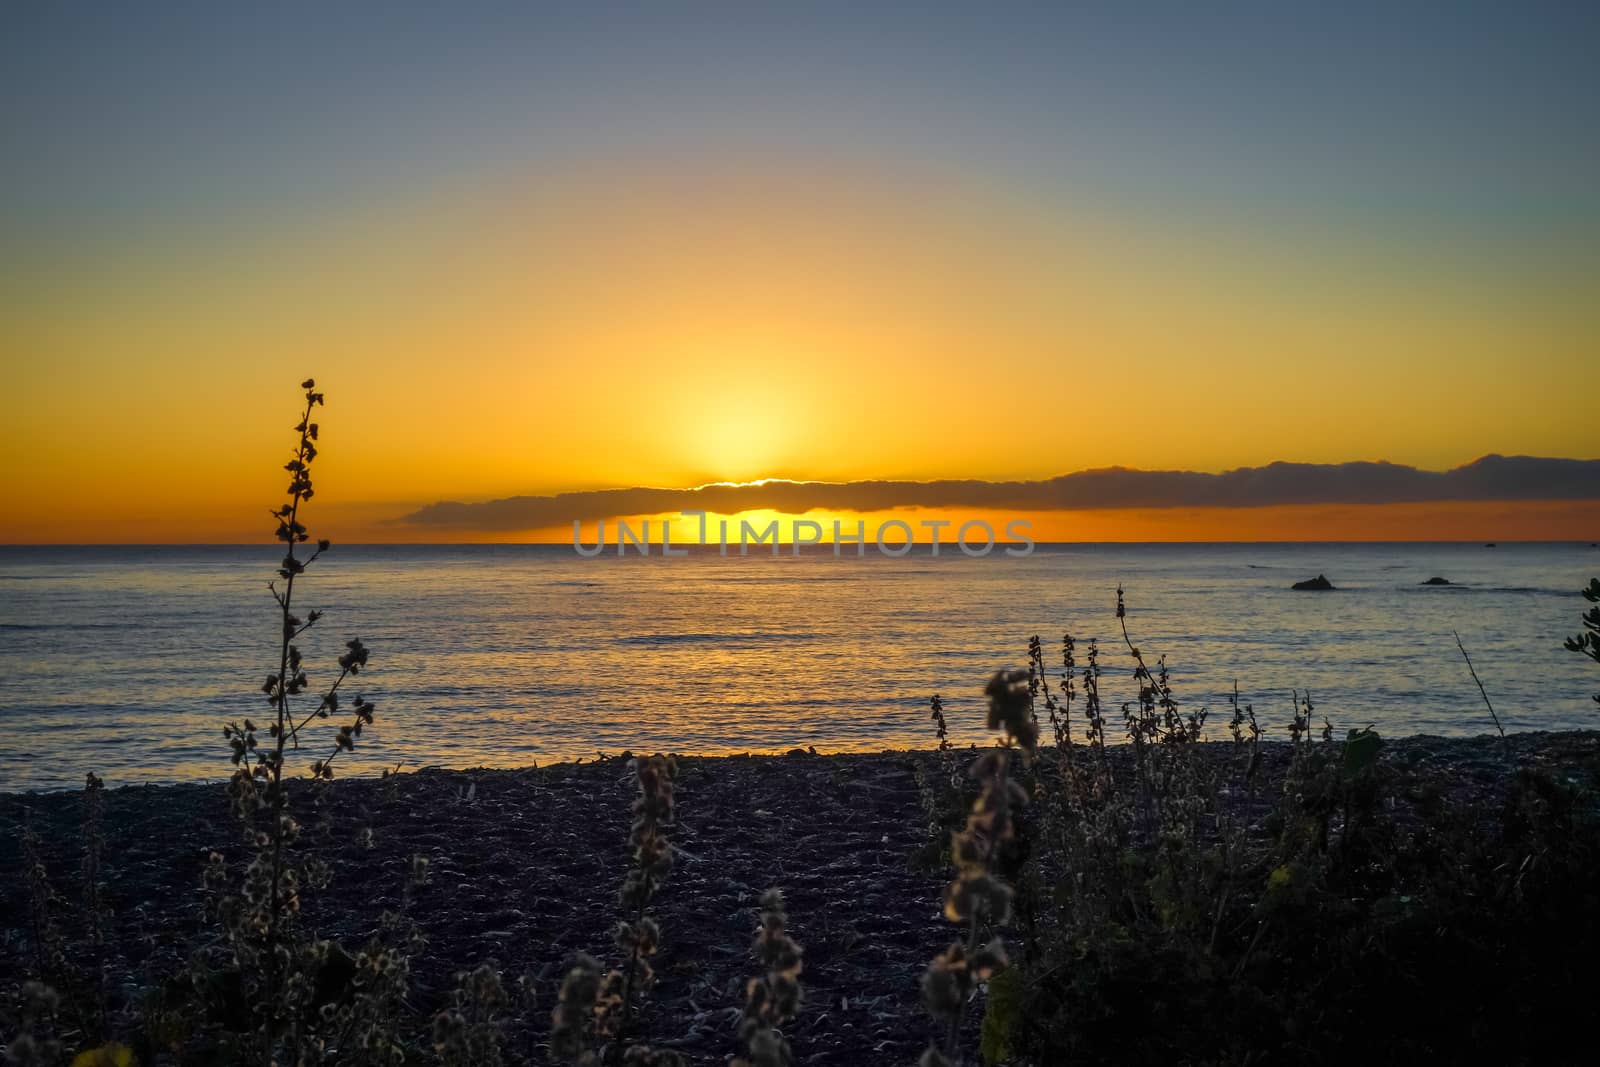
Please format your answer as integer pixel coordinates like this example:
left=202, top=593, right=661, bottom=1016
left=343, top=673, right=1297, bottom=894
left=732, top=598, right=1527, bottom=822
left=615, top=631, right=826, bottom=646
left=0, top=542, right=1595, bottom=791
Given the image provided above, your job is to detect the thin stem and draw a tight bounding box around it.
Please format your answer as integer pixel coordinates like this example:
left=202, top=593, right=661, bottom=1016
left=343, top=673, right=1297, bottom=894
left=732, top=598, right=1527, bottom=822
left=1232, top=919, right=1270, bottom=980
left=287, top=661, right=351, bottom=745
left=1453, top=630, right=1505, bottom=738
left=612, top=896, right=649, bottom=1064
left=942, top=757, right=1007, bottom=1066
left=310, top=699, right=370, bottom=778
left=261, top=391, right=316, bottom=1064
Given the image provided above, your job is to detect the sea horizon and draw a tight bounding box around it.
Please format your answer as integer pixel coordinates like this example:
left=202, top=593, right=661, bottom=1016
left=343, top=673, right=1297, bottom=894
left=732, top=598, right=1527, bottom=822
left=4, top=540, right=1595, bottom=792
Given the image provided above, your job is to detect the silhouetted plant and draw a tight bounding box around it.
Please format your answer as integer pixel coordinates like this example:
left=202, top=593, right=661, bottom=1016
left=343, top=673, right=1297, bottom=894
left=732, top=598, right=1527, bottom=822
left=1454, top=631, right=1506, bottom=737
left=929, top=694, right=950, bottom=752
left=12, top=771, right=113, bottom=1056
left=19, top=833, right=69, bottom=1030
left=920, top=670, right=1037, bottom=1067
left=1226, top=681, right=1262, bottom=791
left=79, top=772, right=107, bottom=1046
left=204, top=378, right=383, bottom=1064
left=1564, top=577, right=1600, bottom=703
left=913, top=694, right=968, bottom=869
left=433, top=964, right=509, bottom=1066
left=550, top=755, right=683, bottom=1066
left=300, top=850, right=430, bottom=1065
left=956, top=592, right=1581, bottom=1065
left=549, top=954, right=604, bottom=1064
left=731, top=889, right=804, bottom=1067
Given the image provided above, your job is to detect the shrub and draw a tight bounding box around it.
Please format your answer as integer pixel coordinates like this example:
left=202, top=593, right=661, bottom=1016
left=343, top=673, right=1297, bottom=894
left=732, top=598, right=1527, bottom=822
left=1564, top=577, right=1600, bottom=703
left=961, top=591, right=1600, bottom=1065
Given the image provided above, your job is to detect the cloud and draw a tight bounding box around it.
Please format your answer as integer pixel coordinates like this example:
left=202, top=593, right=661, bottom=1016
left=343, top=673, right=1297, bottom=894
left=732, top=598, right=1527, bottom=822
left=397, top=455, right=1600, bottom=531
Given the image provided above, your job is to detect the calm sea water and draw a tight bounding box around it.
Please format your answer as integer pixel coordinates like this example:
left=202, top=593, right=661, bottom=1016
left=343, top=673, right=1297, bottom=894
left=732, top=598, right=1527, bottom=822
left=1, top=543, right=1596, bottom=791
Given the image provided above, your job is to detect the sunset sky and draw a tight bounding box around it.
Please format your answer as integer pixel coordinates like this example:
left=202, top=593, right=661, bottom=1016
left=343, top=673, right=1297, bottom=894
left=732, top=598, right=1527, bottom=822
left=3, top=2, right=1597, bottom=542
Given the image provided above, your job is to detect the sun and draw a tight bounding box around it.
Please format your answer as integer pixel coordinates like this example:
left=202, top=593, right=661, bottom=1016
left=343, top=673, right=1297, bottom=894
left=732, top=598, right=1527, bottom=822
left=677, top=387, right=800, bottom=484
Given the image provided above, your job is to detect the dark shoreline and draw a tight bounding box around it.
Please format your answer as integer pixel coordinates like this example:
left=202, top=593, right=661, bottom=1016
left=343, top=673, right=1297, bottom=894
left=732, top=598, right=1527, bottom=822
left=4, top=731, right=1599, bottom=1063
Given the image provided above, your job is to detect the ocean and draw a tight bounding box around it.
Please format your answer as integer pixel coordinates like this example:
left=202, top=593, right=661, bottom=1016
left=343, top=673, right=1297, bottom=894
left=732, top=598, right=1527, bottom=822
left=1, top=542, right=1595, bottom=791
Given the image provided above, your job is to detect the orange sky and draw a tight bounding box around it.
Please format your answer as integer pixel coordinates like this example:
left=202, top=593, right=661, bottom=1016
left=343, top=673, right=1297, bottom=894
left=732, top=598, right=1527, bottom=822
left=4, top=165, right=1596, bottom=544
left=6, top=7, right=1600, bottom=545
left=3, top=163, right=1587, bottom=547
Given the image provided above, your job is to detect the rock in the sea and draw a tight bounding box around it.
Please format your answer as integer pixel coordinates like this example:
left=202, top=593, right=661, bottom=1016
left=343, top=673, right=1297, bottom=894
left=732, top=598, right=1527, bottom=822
left=1292, top=574, right=1336, bottom=591
left=1422, top=577, right=1452, bottom=585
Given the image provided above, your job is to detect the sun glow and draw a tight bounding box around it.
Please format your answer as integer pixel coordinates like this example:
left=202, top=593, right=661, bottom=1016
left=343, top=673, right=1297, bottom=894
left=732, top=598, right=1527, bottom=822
left=671, top=382, right=806, bottom=484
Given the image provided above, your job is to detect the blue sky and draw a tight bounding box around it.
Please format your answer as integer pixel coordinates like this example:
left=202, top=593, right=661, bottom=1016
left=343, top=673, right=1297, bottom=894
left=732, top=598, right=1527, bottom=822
left=5, top=1, right=1598, bottom=246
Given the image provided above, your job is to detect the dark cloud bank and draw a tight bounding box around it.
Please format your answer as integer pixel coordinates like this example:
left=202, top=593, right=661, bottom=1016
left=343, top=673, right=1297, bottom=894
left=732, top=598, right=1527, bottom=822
left=399, top=455, right=1600, bottom=531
